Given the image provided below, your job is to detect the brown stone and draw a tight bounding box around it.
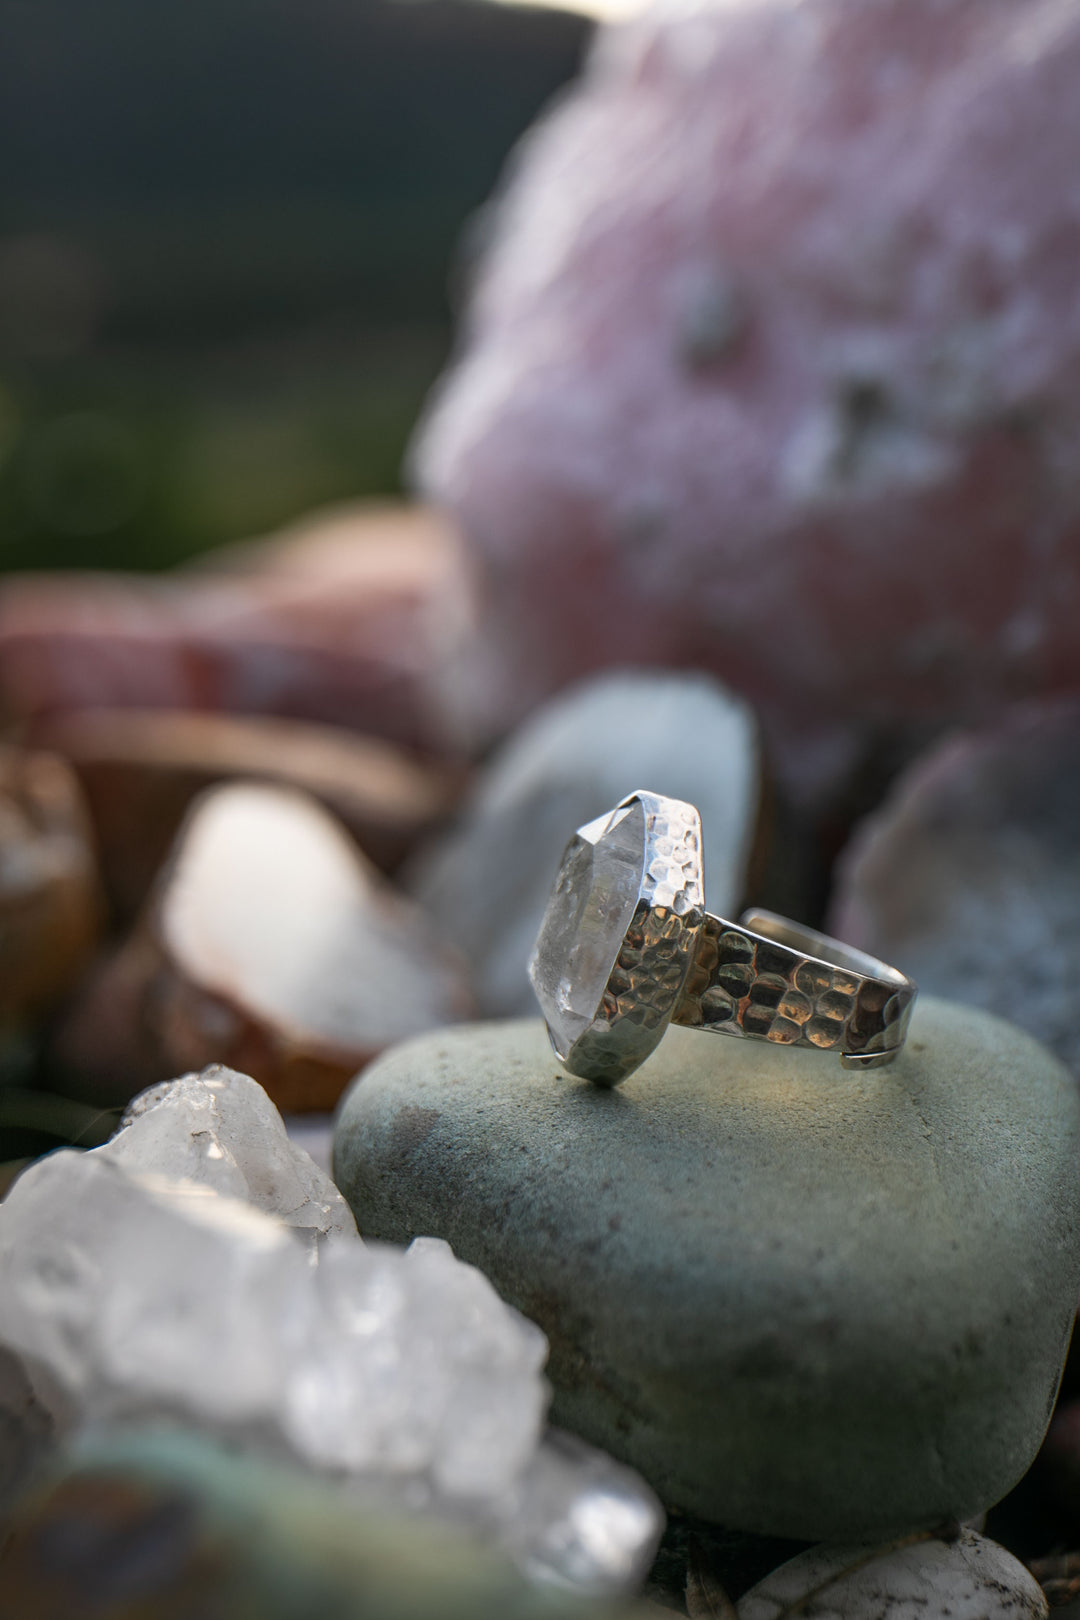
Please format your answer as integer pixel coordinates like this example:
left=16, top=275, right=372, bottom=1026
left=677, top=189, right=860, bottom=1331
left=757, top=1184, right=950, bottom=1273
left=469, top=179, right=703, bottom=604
left=47, top=934, right=177, bottom=1109
left=0, top=746, right=100, bottom=1032
left=52, top=781, right=472, bottom=1113
left=34, top=708, right=462, bottom=920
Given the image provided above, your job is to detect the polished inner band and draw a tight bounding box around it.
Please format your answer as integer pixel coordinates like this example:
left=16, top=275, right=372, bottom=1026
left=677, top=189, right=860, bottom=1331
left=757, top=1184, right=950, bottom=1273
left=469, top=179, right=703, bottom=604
left=671, top=905, right=916, bottom=1069
left=741, top=909, right=911, bottom=990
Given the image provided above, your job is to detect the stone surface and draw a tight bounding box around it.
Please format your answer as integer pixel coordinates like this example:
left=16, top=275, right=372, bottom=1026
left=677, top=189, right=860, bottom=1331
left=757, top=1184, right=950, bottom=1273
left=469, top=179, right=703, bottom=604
left=409, top=674, right=758, bottom=1018
left=33, top=707, right=461, bottom=919
left=99, top=1065, right=357, bottom=1250
left=51, top=781, right=473, bottom=1111
left=415, top=0, right=1080, bottom=775
left=334, top=1003, right=1080, bottom=1539
left=0, top=1428, right=653, bottom=1620
left=0, top=745, right=100, bottom=1032
left=737, top=1530, right=1047, bottom=1620
left=0, top=1147, right=662, bottom=1590
left=830, top=700, right=1080, bottom=1074
left=0, top=500, right=474, bottom=755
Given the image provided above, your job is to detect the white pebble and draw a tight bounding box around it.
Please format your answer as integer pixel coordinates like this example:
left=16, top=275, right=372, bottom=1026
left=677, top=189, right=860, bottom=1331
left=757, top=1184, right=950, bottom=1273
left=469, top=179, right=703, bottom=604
left=738, top=1530, right=1047, bottom=1620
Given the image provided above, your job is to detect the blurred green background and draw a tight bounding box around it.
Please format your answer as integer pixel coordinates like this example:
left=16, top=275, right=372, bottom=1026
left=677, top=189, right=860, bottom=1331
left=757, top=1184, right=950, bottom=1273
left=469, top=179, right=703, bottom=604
left=0, top=0, right=591, bottom=572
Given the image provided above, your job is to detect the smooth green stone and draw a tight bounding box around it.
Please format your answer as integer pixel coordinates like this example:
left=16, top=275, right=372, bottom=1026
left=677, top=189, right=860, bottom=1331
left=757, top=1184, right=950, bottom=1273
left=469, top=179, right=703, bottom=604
left=334, top=999, right=1080, bottom=1541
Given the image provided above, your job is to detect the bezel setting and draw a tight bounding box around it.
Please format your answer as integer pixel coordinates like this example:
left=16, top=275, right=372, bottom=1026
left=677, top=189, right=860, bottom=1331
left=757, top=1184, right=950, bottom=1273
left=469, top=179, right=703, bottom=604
left=528, top=790, right=706, bottom=1085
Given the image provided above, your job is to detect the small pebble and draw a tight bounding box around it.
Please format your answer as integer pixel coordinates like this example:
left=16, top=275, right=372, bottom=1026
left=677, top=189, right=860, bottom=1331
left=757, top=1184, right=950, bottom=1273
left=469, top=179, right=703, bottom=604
left=737, top=1530, right=1047, bottom=1620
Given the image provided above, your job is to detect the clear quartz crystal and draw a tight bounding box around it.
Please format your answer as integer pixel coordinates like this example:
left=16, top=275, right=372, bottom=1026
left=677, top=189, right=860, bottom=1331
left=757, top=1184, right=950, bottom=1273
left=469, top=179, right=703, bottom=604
left=101, top=1065, right=357, bottom=1252
left=0, top=1154, right=544, bottom=1515
left=498, top=1427, right=665, bottom=1594
left=0, top=1105, right=662, bottom=1595
left=528, top=800, right=646, bottom=1056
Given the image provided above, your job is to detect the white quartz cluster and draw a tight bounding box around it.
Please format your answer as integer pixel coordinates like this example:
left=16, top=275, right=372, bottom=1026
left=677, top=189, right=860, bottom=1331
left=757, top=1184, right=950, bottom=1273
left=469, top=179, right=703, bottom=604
left=103, top=1065, right=356, bottom=1250
left=0, top=1066, right=661, bottom=1594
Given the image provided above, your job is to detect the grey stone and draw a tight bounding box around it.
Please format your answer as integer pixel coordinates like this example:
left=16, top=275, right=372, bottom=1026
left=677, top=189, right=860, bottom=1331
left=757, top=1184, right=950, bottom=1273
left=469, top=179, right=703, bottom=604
left=830, top=701, right=1080, bottom=1075
left=334, top=1000, right=1080, bottom=1541
left=408, top=672, right=758, bottom=1018
left=737, top=1530, right=1047, bottom=1620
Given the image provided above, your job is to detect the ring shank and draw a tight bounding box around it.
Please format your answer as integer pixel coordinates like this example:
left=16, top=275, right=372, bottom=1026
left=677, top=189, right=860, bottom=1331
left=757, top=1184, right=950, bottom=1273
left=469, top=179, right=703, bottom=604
left=671, top=906, right=916, bottom=1066
left=741, top=908, right=910, bottom=992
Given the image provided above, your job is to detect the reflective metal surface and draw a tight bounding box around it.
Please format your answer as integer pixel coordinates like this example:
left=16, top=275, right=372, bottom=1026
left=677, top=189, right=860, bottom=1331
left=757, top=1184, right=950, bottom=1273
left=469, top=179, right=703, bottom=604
left=531, top=791, right=916, bottom=1086
left=672, top=906, right=916, bottom=1067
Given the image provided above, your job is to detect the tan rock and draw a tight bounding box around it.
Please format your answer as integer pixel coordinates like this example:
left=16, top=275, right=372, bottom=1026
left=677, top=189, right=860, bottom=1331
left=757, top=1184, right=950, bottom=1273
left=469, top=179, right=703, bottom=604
left=53, top=782, right=471, bottom=1112
left=0, top=746, right=100, bottom=1032
left=34, top=708, right=461, bottom=919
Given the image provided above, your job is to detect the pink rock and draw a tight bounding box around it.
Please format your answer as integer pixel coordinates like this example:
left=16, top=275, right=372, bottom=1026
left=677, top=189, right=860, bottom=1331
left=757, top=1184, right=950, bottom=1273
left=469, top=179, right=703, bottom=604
left=0, top=503, right=475, bottom=756
left=416, top=0, right=1080, bottom=762
left=829, top=700, right=1080, bottom=1071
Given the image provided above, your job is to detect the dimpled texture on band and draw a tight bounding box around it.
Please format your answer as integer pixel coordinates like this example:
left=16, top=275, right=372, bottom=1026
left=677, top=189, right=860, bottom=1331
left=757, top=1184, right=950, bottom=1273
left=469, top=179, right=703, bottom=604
left=673, top=916, right=914, bottom=1058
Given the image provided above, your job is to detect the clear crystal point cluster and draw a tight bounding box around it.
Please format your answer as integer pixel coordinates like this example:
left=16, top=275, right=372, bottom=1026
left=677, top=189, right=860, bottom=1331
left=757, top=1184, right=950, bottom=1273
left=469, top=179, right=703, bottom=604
left=0, top=1066, right=661, bottom=1594
left=528, top=800, right=647, bottom=1057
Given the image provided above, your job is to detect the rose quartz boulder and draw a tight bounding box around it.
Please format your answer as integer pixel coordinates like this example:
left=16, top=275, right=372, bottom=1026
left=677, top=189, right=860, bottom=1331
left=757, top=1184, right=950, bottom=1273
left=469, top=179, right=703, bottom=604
left=0, top=503, right=474, bottom=756
left=416, top=0, right=1080, bottom=762
left=830, top=700, right=1080, bottom=1072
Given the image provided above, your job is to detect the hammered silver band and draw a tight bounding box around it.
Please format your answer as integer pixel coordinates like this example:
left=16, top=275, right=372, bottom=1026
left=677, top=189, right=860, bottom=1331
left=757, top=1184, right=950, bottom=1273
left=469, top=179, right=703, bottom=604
left=672, top=907, right=916, bottom=1070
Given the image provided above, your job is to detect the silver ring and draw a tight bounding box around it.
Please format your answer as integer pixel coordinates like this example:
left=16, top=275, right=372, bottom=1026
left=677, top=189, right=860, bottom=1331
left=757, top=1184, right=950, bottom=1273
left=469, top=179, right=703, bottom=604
left=528, top=790, right=917, bottom=1087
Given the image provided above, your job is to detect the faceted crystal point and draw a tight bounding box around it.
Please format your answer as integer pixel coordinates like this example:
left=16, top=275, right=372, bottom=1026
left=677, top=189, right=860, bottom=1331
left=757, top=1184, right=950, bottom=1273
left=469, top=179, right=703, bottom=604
left=528, top=799, right=646, bottom=1057
left=102, top=1066, right=358, bottom=1250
